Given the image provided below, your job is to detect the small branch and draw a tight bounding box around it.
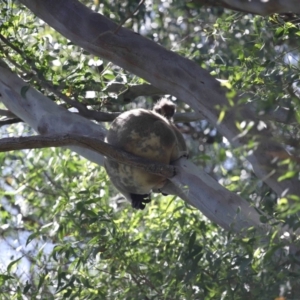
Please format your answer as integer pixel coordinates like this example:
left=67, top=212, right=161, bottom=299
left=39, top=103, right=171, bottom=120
left=114, top=0, right=146, bottom=34
left=0, top=109, right=17, bottom=118
left=105, top=83, right=162, bottom=101
left=0, top=118, right=23, bottom=126
left=174, top=112, right=203, bottom=123
left=0, top=134, right=175, bottom=178
left=105, top=84, right=204, bottom=122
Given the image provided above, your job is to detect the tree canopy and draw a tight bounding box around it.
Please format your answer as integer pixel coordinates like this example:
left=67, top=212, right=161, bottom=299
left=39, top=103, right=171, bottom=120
left=0, top=0, right=300, bottom=299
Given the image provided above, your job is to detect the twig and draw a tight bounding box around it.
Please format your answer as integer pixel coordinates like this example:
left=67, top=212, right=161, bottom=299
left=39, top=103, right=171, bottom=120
left=0, top=118, right=23, bottom=126
left=114, top=0, right=146, bottom=34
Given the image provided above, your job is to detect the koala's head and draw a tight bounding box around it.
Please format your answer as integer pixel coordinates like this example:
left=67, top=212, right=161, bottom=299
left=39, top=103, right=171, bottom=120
left=153, top=98, right=176, bottom=119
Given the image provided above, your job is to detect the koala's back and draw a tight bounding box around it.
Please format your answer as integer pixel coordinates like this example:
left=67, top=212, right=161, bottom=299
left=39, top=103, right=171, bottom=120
left=106, top=109, right=181, bottom=162
left=105, top=109, right=181, bottom=195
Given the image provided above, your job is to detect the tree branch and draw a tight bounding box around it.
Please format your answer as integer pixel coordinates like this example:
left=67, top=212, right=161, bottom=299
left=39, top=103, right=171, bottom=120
left=0, top=134, right=175, bottom=178
left=0, top=108, right=17, bottom=118
left=0, top=118, right=22, bottom=126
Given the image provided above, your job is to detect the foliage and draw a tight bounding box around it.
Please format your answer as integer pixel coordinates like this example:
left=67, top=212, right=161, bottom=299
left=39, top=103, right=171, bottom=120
left=1, top=0, right=300, bottom=299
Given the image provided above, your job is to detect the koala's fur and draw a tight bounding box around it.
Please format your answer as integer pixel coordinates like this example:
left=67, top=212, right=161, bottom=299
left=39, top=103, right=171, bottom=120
left=104, top=99, right=187, bottom=209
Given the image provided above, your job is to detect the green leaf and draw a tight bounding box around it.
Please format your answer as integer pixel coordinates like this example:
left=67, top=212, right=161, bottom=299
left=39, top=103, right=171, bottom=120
left=7, top=256, right=23, bottom=273
left=188, top=231, right=196, bottom=251
left=26, top=232, right=39, bottom=246
left=278, top=171, right=297, bottom=181
left=23, top=281, right=31, bottom=294
left=0, top=274, right=14, bottom=285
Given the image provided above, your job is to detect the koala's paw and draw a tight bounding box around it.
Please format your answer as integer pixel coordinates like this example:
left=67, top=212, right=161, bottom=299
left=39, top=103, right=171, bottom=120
left=130, top=193, right=151, bottom=210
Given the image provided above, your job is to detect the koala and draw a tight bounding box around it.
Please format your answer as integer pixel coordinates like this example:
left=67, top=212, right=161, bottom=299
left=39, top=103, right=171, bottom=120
left=104, top=99, right=187, bottom=209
